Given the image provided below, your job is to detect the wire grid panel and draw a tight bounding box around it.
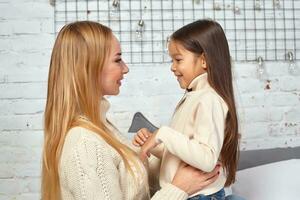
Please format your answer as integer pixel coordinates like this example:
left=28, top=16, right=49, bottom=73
left=54, top=0, right=300, bottom=64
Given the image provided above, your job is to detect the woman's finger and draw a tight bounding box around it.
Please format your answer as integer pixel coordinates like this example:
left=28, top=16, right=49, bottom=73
left=199, top=172, right=219, bottom=188
left=203, top=165, right=220, bottom=180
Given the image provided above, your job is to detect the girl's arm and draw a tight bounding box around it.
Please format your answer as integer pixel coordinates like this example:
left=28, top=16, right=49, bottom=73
left=133, top=128, right=165, bottom=159
left=155, top=95, right=228, bottom=172
left=150, top=143, right=164, bottom=159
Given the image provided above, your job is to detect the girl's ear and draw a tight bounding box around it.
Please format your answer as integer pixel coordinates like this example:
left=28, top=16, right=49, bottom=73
left=200, top=54, right=207, bottom=69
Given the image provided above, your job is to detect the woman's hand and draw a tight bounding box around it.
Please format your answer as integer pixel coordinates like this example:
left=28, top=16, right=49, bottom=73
left=172, top=162, right=221, bottom=195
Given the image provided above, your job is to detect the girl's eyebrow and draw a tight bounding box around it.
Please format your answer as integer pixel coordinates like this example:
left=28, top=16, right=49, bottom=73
left=170, top=53, right=182, bottom=57
left=115, top=52, right=122, bottom=56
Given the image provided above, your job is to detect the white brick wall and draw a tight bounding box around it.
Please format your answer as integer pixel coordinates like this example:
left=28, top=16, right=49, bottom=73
left=0, top=0, right=299, bottom=199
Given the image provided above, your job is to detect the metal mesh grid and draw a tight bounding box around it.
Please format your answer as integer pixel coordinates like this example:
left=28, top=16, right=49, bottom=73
left=54, top=0, right=300, bottom=64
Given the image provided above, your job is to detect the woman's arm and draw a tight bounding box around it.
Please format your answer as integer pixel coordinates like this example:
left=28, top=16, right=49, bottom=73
left=151, top=163, right=220, bottom=199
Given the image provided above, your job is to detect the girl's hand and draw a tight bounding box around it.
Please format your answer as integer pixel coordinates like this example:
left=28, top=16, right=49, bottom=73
left=139, top=131, right=160, bottom=161
left=132, top=128, right=152, bottom=147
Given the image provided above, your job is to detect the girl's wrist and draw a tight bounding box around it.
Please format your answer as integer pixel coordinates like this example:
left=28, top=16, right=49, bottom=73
left=153, top=129, right=162, bottom=144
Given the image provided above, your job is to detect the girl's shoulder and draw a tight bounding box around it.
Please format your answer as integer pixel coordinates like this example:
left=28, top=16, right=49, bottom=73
left=191, top=87, right=224, bottom=103
left=190, top=88, right=228, bottom=112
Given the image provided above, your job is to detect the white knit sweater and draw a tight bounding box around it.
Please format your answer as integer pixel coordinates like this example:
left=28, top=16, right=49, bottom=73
left=58, top=98, right=188, bottom=200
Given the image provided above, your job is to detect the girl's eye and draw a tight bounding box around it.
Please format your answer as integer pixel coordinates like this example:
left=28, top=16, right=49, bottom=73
left=170, top=58, right=182, bottom=63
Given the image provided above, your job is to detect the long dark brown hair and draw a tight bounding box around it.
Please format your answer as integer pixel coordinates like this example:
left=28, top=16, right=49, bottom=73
left=171, top=19, right=239, bottom=186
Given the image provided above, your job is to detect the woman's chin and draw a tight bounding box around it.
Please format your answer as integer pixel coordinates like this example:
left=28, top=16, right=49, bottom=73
left=106, top=89, right=120, bottom=96
left=112, top=90, right=120, bottom=95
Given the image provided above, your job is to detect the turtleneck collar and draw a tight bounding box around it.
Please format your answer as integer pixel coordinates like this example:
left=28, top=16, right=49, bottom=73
left=100, top=97, right=110, bottom=121
left=186, top=72, right=210, bottom=92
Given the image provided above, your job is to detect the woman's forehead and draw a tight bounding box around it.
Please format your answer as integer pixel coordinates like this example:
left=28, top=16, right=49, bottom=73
left=111, top=35, right=121, bottom=54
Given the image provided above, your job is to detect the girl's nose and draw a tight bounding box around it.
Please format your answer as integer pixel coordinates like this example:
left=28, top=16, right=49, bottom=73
left=171, top=64, right=176, bottom=72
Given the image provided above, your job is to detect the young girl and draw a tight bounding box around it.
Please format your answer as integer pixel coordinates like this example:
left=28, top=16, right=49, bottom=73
left=133, top=19, right=239, bottom=200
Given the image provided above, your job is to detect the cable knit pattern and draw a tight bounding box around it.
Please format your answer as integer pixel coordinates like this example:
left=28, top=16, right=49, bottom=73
left=58, top=98, right=189, bottom=200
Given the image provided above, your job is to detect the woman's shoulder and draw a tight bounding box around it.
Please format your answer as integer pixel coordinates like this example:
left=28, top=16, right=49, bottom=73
left=59, top=127, right=122, bottom=188
left=65, top=126, right=105, bottom=145
left=61, top=126, right=122, bottom=169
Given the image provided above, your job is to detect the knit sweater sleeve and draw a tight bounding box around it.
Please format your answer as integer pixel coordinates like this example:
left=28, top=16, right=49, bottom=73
left=62, top=136, right=123, bottom=200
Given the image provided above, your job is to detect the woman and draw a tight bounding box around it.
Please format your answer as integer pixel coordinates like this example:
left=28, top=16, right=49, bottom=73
left=41, top=21, right=220, bottom=200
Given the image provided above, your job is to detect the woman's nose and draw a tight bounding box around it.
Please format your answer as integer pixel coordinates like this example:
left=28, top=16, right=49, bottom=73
left=123, top=63, right=129, bottom=74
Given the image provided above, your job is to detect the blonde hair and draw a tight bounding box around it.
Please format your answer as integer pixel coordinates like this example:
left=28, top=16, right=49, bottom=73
left=42, top=21, right=143, bottom=200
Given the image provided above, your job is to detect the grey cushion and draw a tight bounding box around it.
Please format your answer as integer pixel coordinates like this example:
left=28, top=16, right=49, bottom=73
left=128, top=112, right=158, bottom=133
left=238, top=146, right=300, bottom=170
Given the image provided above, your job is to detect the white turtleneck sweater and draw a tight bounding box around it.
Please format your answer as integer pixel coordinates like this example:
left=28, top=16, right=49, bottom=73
left=155, top=73, right=229, bottom=197
left=58, top=98, right=188, bottom=200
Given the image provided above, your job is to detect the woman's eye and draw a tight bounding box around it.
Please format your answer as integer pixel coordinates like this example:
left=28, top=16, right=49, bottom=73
left=115, top=59, right=122, bottom=63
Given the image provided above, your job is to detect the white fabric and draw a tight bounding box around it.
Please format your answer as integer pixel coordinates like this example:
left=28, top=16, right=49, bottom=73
left=232, top=159, right=300, bottom=200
